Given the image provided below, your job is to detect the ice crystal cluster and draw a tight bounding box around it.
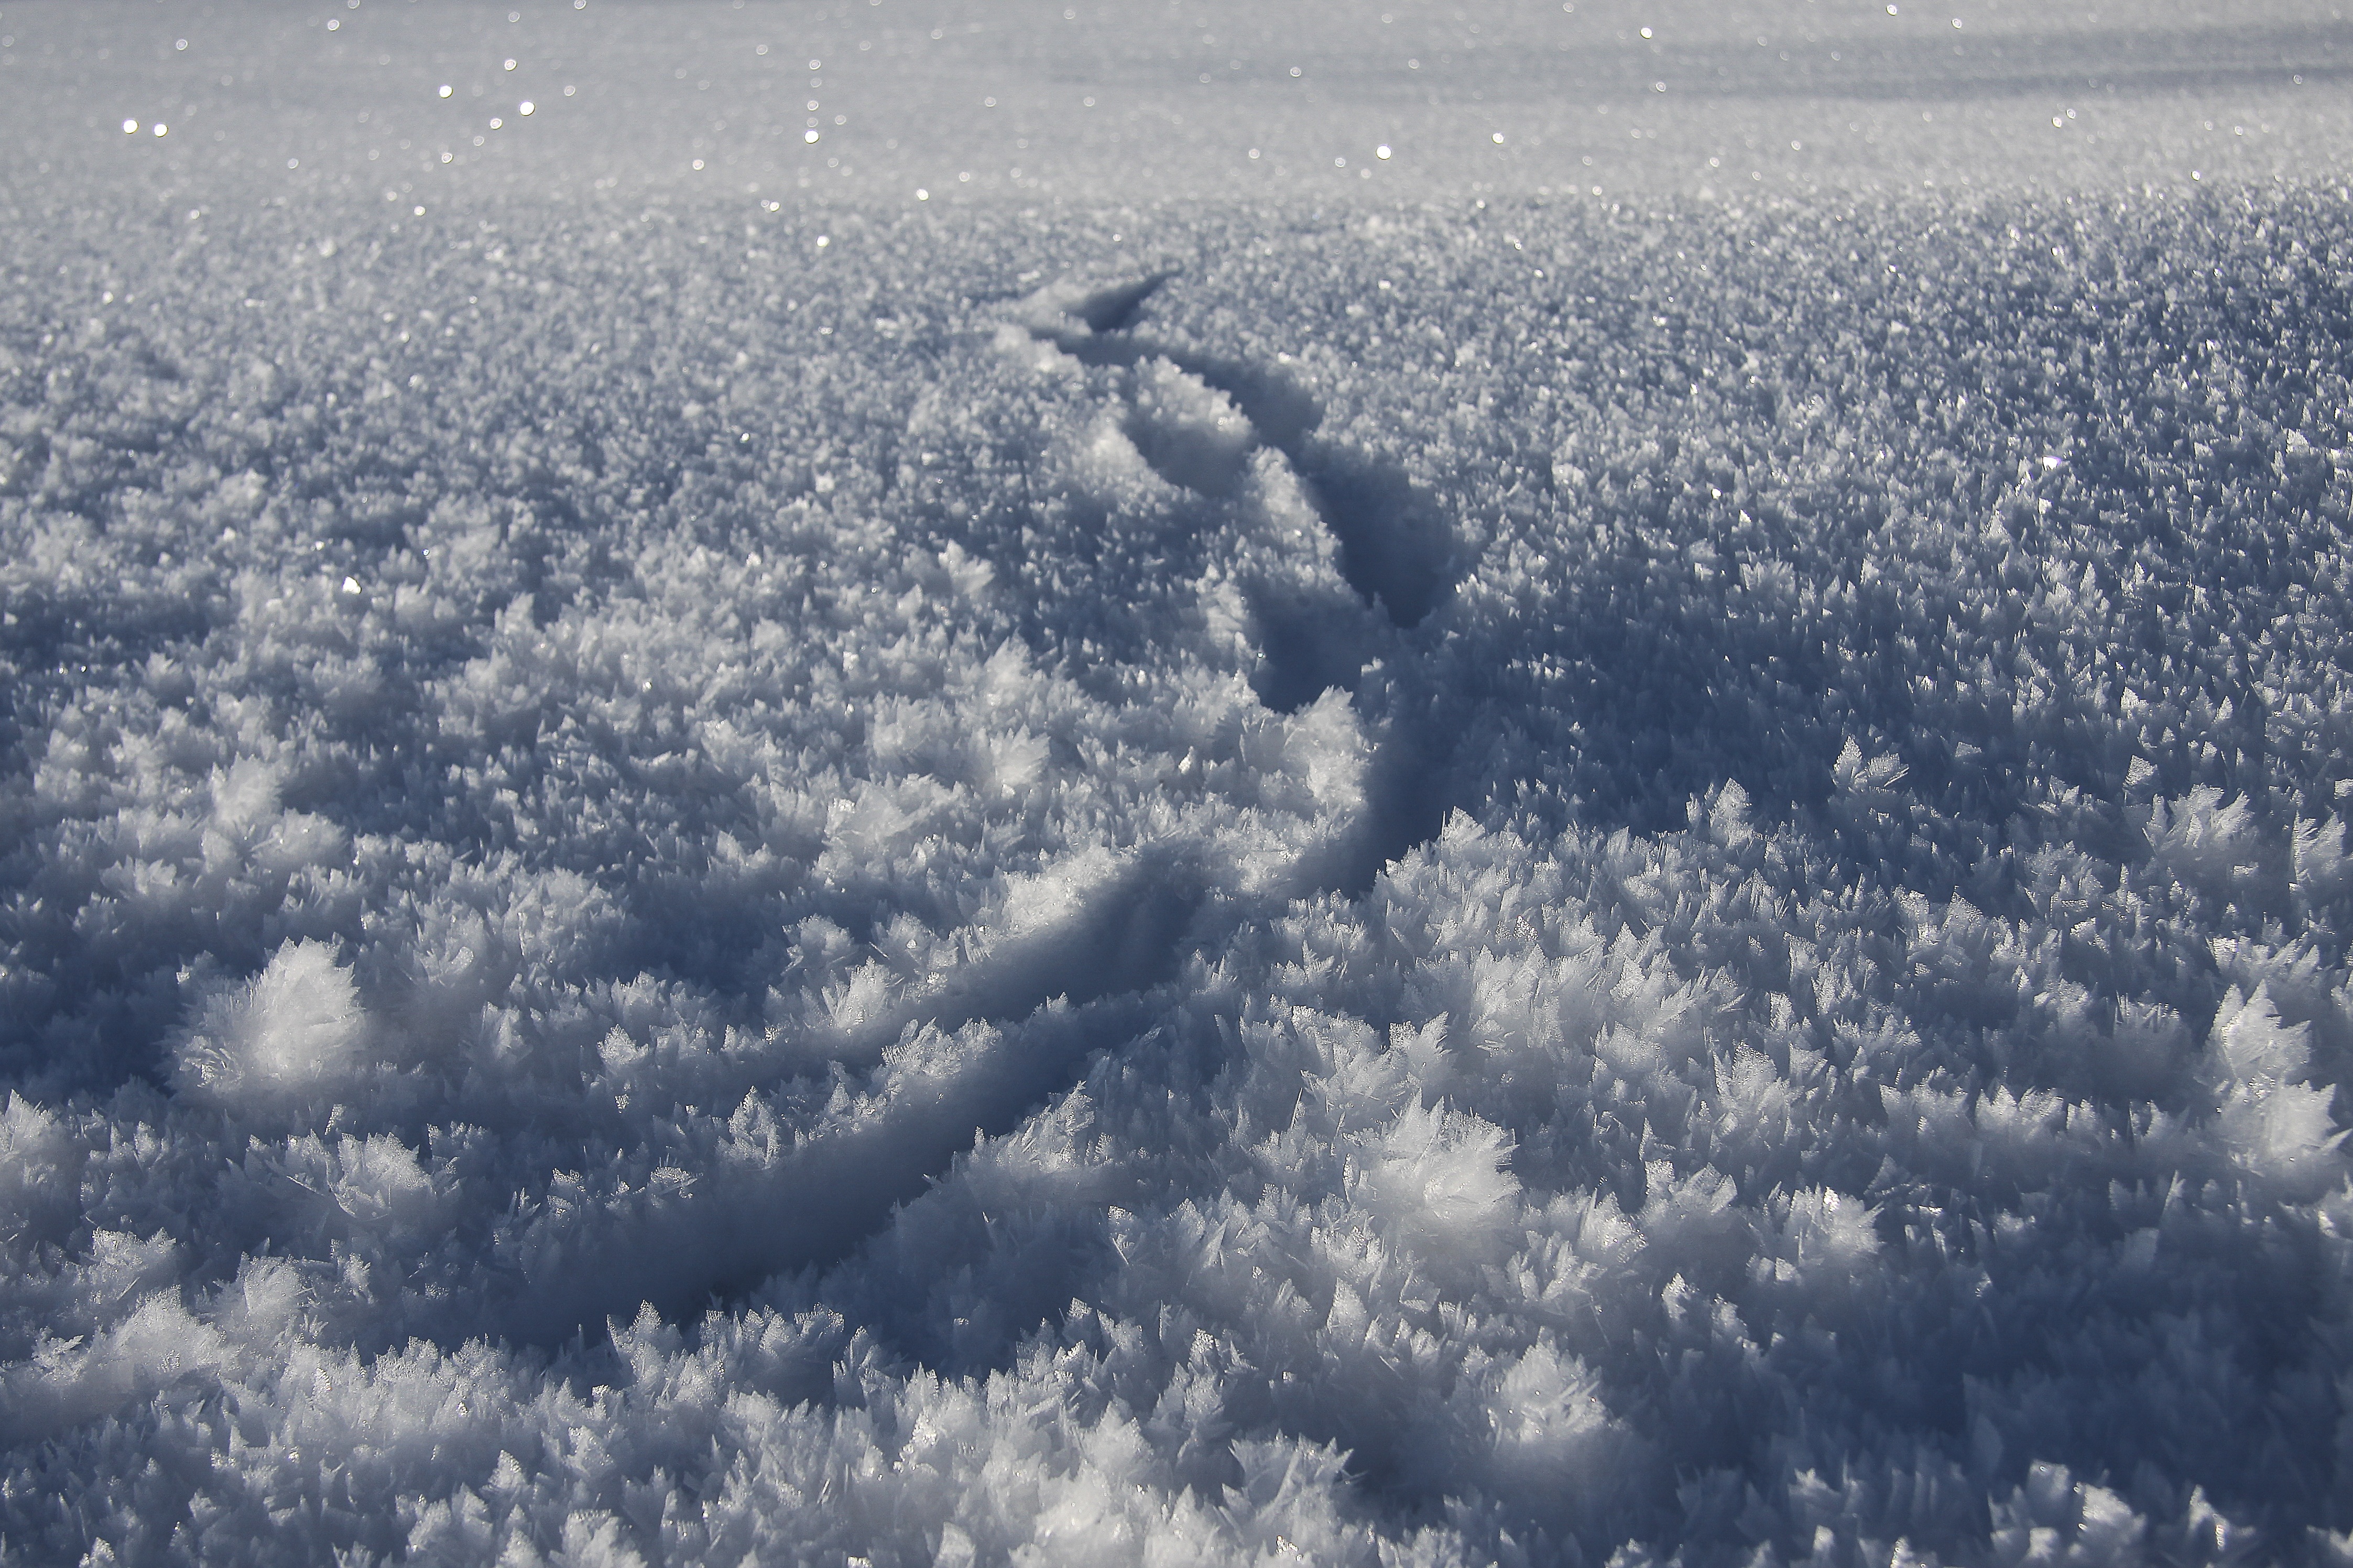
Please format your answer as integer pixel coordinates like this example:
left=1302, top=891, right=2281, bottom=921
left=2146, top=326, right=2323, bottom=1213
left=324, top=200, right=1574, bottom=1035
left=4, top=2, right=2353, bottom=1564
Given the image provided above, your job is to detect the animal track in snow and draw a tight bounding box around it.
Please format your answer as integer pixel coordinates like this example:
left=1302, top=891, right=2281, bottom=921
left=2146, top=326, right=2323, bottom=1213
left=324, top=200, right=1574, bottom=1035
left=1013, top=272, right=1456, bottom=884
left=393, top=272, right=1467, bottom=1346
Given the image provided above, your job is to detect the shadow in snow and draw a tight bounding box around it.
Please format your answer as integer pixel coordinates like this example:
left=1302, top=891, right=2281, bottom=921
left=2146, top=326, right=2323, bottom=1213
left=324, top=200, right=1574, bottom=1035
left=1066, top=272, right=1179, bottom=334
left=1294, top=451, right=1456, bottom=628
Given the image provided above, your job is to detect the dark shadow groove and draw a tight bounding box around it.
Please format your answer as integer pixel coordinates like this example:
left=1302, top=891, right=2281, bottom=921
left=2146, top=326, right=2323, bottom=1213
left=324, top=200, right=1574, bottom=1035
left=1344, top=706, right=1453, bottom=896
left=1067, top=273, right=1175, bottom=334
left=1248, top=593, right=1357, bottom=714
left=1293, top=447, right=1457, bottom=628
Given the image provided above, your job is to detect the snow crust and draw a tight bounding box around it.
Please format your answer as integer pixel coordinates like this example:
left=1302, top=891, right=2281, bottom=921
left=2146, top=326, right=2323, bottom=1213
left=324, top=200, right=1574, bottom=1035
left=6, top=3, right=2353, bottom=1565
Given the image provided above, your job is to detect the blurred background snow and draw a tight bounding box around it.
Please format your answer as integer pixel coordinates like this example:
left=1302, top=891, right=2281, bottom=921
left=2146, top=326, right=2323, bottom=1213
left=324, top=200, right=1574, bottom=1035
left=5, top=3, right=2353, bottom=1565
left=8, top=0, right=2352, bottom=202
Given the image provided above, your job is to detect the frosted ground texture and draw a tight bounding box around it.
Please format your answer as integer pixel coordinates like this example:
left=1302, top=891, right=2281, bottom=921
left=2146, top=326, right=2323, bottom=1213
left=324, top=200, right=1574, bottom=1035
left=7, top=2, right=2353, bottom=1564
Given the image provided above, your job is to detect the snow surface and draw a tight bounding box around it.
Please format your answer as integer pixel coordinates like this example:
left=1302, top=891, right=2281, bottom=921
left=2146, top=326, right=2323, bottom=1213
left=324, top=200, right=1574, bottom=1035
left=6, top=1, right=2353, bottom=1563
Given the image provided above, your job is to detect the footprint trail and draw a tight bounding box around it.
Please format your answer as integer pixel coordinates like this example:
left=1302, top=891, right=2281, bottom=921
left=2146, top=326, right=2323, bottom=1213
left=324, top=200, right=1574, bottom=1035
left=421, top=271, right=1466, bottom=1344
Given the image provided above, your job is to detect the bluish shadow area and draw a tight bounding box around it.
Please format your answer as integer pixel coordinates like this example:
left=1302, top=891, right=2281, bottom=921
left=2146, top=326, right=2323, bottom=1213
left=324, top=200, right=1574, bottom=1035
left=1066, top=272, right=1179, bottom=334
left=1292, top=446, right=1457, bottom=628
left=1247, top=594, right=1363, bottom=713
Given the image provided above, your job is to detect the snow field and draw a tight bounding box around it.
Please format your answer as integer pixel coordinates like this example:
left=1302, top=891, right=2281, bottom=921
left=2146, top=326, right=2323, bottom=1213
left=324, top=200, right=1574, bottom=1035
left=4, top=178, right=2353, bottom=1564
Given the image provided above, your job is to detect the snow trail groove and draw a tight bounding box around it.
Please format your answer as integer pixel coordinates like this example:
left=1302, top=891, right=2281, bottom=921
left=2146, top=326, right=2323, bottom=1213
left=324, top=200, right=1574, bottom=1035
left=453, top=274, right=1462, bottom=1345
